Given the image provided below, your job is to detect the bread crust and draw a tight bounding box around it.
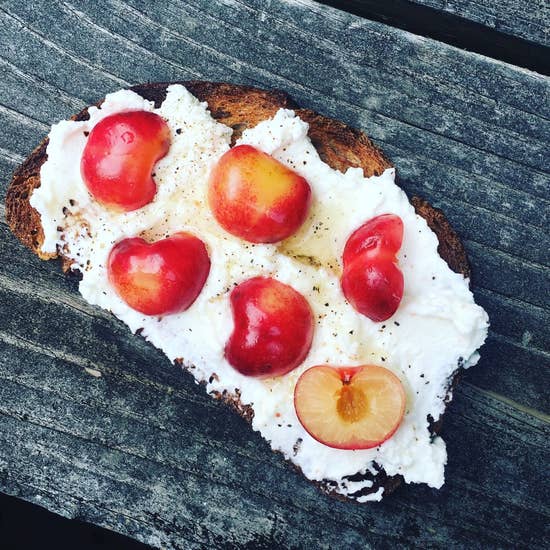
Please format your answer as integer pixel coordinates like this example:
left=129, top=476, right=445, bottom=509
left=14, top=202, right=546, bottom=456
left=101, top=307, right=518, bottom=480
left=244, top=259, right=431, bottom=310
left=5, top=81, right=470, bottom=501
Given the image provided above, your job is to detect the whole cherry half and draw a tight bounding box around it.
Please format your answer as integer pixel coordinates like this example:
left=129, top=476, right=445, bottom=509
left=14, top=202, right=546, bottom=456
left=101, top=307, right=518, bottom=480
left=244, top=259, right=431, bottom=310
left=225, top=276, right=314, bottom=378
left=208, top=144, right=311, bottom=243
left=81, top=111, right=171, bottom=211
left=294, top=365, right=406, bottom=450
left=342, top=214, right=404, bottom=322
left=108, top=232, right=210, bottom=316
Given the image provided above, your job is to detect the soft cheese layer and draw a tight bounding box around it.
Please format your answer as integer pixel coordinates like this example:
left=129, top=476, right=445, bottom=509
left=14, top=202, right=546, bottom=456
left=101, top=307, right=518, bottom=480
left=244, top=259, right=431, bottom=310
left=31, top=85, right=489, bottom=501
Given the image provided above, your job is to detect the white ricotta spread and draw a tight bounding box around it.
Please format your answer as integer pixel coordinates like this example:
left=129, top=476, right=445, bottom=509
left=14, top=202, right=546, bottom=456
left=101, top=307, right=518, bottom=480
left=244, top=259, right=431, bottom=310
left=30, top=85, right=489, bottom=501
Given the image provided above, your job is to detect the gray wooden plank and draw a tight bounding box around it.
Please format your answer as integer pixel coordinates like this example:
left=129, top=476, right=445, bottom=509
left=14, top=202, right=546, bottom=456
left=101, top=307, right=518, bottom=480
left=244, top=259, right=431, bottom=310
left=409, top=0, right=550, bottom=47
left=0, top=0, right=548, bottom=547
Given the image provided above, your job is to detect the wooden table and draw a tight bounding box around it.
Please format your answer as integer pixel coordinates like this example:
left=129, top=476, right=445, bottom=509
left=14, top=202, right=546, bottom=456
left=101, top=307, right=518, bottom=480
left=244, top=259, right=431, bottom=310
left=0, top=1, right=548, bottom=548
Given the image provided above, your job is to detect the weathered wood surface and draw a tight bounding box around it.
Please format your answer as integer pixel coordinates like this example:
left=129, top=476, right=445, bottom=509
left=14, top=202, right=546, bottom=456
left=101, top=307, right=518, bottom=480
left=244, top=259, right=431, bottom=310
left=0, top=0, right=548, bottom=548
left=409, top=0, right=550, bottom=46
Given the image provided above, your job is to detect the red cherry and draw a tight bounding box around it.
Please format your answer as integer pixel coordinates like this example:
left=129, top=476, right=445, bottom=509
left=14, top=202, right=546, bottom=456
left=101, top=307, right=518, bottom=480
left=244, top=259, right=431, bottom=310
left=341, top=214, right=404, bottom=322
left=107, top=232, right=210, bottom=316
left=208, top=145, right=311, bottom=243
left=343, top=214, right=403, bottom=265
left=225, top=276, right=314, bottom=378
left=81, top=111, right=170, bottom=211
left=342, top=255, right=404, bottom=322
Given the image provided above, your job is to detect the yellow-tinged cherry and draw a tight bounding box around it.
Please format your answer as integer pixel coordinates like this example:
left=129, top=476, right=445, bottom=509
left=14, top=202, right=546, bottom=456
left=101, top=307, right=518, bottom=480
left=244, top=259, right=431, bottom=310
left=208, top=145, right=311, bottom=243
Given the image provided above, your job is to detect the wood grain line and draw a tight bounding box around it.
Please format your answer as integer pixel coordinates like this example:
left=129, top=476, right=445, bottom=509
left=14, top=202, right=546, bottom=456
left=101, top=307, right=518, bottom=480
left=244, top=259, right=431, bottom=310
left=387, top=149, right=550, bottom=224
left=63, top=0, right=321, bottom=99
left=472, top=386, right=550, bottom=424
left=381, top=138, right=550, bottom=204
left=0, top=6, right=131, bottom=89
left=453, top=199, right=549, bottom=248
left=0, top=272, right=112, bottom=321
left=0, top=372, right=298, bottom=485
left=0, top=53, right=85, bottom=111
left=476, top=285, right=550, bottom=316
left=0, top=329, right=227, bottom=418
left=108, top=0, right=266, bottom=85
left=465, top=238, right=549, bottom=273
left=0, top=468, right=189, bottom=548
left=0, top=103, right=49, bottom=131
left=0, top=147, right=24, bottom=166
left=487, top=331, right=550, bottom=360
left=60, top=1, right=203, bottom=81
left=0, top=339, right=266, bottom=460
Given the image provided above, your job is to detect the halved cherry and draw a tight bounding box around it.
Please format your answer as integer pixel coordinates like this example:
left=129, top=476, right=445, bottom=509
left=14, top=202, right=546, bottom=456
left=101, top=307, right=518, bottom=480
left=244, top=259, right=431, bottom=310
left=343, top=214, right=403, bottom=265
left=294, top=365, right=406, bottom=450
left=81, top=111, right=170, bottom=211
left=208, top=144, right=311, bottom=243
left=107, top=232, right=210, bottom=316
left=225, top=276, right=314, bottom=378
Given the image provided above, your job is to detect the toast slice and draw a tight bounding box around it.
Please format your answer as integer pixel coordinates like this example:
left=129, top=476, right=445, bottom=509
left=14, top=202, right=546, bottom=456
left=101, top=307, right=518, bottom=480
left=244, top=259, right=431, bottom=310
left=5, top=81, right=471, bottom=501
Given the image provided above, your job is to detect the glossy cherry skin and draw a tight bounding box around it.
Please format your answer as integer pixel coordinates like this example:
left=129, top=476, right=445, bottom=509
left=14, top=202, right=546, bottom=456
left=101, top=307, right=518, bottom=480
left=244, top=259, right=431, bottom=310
left=343, top=213, right=403, bottom=265
left=107, top=232, right=210, bottom=316
left=208, top=144, right=311, bottom=243
left=341, top=214, right=404, bottom=322
left=81, top=111, right=170, bottom=211
left=341, top=254, right=404, bottom=322
left=294, top=364, right=406, bottom=450
left=225, top=276, right=314, bottom=378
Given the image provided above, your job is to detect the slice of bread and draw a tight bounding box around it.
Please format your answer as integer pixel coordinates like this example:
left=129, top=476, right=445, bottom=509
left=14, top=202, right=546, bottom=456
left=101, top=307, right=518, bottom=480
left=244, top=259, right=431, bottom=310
left=5, top=81, right=470, bottom=501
